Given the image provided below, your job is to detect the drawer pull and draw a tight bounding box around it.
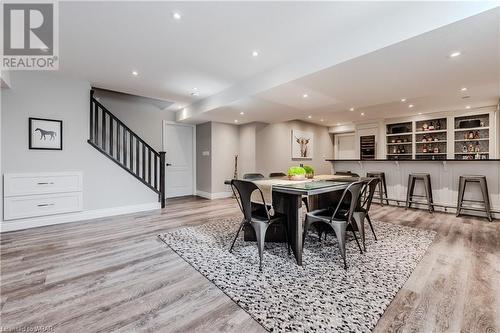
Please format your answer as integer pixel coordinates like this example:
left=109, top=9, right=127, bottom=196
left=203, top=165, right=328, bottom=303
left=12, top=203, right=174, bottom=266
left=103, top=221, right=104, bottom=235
left=37, top=203, right=55, bottom=207
left=37, top=182, right=55, bottom=185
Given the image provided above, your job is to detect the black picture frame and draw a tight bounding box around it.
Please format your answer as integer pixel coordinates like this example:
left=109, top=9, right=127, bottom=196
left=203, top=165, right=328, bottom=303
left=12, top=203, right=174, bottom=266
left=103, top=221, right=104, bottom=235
left=29, top=117, right=63, bottom=150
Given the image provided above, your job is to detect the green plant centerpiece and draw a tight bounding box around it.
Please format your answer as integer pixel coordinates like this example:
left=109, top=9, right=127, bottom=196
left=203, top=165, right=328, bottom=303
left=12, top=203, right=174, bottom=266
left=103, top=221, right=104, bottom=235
left=287, top=166, right=306, bottom=181
left=303, top=165, right=315, bottom=179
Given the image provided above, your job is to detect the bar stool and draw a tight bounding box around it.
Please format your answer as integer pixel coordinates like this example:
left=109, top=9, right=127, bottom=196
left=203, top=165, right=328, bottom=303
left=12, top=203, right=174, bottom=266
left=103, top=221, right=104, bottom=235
left=366, top=171, right=389, bottom=205
left=456, top=175, right=493, bottom=222
left=406, top=173, right=434, bottom=213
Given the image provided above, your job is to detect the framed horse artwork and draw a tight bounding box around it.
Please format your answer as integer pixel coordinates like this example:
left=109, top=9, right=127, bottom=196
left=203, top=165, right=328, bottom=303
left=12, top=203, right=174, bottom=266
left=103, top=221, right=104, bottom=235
left=29, top=117, right=63, bottom=150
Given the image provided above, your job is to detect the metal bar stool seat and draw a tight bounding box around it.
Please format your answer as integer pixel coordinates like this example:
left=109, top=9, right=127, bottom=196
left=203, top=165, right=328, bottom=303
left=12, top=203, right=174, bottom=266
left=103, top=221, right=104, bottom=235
left=456, top=175, right=493, bottom=222
left=366, top=171, right=389, bottom=205
left=405, top=173, right=434, bottom=213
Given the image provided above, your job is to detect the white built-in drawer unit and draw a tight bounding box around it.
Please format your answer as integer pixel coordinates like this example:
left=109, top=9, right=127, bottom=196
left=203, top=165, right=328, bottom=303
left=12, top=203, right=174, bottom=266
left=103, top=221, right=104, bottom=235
left=3, top=172, right=83, bottom=220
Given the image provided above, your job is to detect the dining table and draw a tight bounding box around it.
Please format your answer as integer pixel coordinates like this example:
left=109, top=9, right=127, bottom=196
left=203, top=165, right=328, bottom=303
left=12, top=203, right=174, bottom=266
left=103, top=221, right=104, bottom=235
left=225, top=175, right=362, bottom=266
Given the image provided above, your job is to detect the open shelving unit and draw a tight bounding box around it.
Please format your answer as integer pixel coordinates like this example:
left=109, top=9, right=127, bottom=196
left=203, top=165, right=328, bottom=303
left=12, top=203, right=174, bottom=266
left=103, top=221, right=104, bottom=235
left=386, top=122, right=412, bottom=160
left=454, top=114, right=490, bottom=160
left=414, top=117, right=447, bottom=160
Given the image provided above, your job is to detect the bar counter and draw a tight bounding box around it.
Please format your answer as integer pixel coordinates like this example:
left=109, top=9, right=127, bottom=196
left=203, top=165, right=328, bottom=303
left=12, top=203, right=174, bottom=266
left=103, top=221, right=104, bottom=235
left=326, top=159, right=500, bottom=219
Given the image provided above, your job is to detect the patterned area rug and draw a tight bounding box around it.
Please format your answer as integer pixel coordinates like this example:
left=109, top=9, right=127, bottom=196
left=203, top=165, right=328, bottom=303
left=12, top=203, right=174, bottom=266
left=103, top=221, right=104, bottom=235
left=158, top=217, right=435, bottom=333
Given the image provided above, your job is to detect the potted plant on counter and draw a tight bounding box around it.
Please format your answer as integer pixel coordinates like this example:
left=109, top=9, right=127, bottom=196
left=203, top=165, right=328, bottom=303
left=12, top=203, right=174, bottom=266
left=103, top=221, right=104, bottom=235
left=288, top=166, right=306, bottom=180
left=303, top=165, right=314, bottom=179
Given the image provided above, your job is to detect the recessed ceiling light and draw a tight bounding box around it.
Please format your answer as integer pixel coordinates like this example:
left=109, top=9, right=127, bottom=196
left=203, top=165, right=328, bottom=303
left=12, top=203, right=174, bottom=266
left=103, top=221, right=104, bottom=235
left=172, top=12, right=182, bottom=20
left=465, top=105, right=471, bottom=109
left=349, top=107, right=354, bottom=112
left=190, top=91, right=199, bottom=97
left=252, top=50, right=259, bottom=57
left=360, top=112, right=365, bottom=116
left=307, top=115, right=312, bottom=119
left=320, top=119, right=324, bottom=122
left=132, top=71, right=138, bottom=76
left=337, top=122, right=341, bottom=126
left=240, top=112, right=244, bottom=115
left=460, top=87, right=468, bottom=91
left=234, top=119, right=239, bottom=123
left=302, top=93, right=309, bottom=98
left=449, top=51, right=461, bottom=58
left=408, top=104, right=414, bottom=108
left=418, top=112, right=422, bottom=115
left=400, top=98, right=407, bottom=102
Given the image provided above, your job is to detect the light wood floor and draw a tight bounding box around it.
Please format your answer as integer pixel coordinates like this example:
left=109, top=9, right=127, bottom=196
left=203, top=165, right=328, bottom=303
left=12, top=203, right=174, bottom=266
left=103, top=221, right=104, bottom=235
left=1, top=197, right=499, bottom=333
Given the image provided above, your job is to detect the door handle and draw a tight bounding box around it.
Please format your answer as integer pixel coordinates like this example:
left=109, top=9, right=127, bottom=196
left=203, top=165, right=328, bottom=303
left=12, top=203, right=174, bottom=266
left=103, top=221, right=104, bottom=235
left=166, top=163, right=172, bottom=166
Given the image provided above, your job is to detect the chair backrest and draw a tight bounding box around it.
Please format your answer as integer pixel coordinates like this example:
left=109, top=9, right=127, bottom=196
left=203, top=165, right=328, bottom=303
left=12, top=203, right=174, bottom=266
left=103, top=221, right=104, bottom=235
left=269, top=172, right=286, bottom=178
left=361, top=177, right=380, bottom=212
left=231, top=179, right=269, bottom=222
left=335, top=171, right=360, bottom=177
left=243, top=173, right=265, bottom=180
left=331, top=181, right=365, bottom=224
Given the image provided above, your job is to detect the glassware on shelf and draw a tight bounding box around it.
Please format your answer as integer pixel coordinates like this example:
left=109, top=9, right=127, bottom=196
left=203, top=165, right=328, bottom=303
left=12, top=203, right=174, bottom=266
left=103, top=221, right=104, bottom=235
left=436, top=120, right=441, bottom=130
left=422, top=135, right=427, bottom=142
left=428, top=121, right=435, bottom=130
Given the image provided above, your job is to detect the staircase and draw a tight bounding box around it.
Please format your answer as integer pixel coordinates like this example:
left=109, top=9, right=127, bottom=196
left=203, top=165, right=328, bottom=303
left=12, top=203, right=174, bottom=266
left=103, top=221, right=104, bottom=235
left=87, top=90, right=166, bottom=208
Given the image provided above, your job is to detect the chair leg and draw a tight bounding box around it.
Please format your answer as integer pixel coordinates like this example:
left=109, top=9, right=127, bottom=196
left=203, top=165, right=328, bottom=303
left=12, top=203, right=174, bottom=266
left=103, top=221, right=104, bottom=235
left=406, top=175, right=414, bottom=209
left=302, top=216, right=313, bottom=247
left=353, top=212, right=366, bottom=252
left=479, top=178, right=493, bottom=222
left=366, top=214, right=377, bottom=241
left=424, top=176, right=434, bottom=213
left=229, top=219, right=246, bottom=252
left=282, top=222, right=291, bottom=255
left=382, top=175, right=390, bottom=205
left=251, top=222, right=269, bottom=271
left=351, top=228, right=363, bottom=254
left=456, top=177, right=465, bottom=217
left=378, top=180, right=384, bottom=206
left=331, top=223, right=348, bottom=269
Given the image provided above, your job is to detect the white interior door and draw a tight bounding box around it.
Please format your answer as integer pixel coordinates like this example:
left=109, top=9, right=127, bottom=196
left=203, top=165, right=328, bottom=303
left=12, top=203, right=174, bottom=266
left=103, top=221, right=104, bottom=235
left=163, top=122, right=194, bottom=198
left=336, top=134, right=356, bottom=159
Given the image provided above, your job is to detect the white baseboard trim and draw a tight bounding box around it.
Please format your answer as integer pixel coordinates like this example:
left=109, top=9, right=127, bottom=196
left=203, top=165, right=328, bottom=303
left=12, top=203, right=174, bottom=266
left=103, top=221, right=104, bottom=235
left=0, top=202, right=161, bottom=233
left=196, top=190, right=232, bottom=200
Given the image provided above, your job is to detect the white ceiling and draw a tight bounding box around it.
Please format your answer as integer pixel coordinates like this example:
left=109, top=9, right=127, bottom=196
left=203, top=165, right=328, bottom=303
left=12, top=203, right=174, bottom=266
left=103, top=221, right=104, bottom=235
left=57, top=2, right=500, bottom=125
left=200, top=6, right=500, bottom=126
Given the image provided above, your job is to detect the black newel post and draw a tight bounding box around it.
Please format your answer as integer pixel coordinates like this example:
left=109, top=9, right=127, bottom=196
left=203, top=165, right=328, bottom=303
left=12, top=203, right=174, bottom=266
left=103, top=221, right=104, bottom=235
left=159, top=151, right=166, bottom=208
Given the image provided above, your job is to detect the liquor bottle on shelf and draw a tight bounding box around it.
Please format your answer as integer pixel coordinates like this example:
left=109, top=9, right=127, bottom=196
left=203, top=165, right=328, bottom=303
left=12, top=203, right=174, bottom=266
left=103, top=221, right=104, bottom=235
left=397, top=147, right=401, bottom=154
left=428, top=121, right=435, bottom=130
left=468, top=143, right=474, bottom=152
left=401, top=146, right=406, bottom=154
left=475, top=142, right=480, bottom=152
left=436, top=120, right=441, bottom=130
left=393, top=146, right=397, bottom=154
left=474, top=131, right=480, bottom=139
left=422, top=122, right=428, bottom=131
left=462, top=144, right=467, bottom=153
left=423, top=144, right=428, bottom=153
left=434, top=136, right=439, bottom=142
left=468, top=131, right=475, bottom=140
left=422, top=135, right=427, bottom=142
left=434, top=146, right=439, bottom=153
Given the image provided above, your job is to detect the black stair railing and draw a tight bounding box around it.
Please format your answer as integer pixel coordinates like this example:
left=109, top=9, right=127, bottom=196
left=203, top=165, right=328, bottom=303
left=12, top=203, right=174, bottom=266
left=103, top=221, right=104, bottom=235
left=88, top=90, right=166, bottom=208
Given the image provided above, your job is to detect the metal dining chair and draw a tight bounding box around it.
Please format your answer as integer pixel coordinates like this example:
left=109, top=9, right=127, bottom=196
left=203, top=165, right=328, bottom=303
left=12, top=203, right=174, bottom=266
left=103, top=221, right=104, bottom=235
left=352, top=178, right=380, bottom=251
left=303, top=181, right=364, bottom=269
left=243, top=173, right=265, bottom=180
left=269, top=172, right=286, bottom=178
left=229, top=179, right=290, bottom=271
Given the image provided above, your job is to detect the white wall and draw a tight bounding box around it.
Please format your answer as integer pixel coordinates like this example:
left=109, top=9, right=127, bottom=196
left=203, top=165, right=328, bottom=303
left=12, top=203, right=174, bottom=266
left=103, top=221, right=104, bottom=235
left=195, top=120, right=334, bottom=197
left=1, top=72, right=170, bottom=228
left=211, top=122, right=239, bottom=194
left=95, top=90, right=176, bottom=151
left=255, top=120, right=334, bottom=177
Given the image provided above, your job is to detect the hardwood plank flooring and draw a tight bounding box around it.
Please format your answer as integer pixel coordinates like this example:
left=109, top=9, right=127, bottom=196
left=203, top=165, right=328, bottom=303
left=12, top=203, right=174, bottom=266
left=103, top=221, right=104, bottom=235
left=1, top=196, right=498, bottom=333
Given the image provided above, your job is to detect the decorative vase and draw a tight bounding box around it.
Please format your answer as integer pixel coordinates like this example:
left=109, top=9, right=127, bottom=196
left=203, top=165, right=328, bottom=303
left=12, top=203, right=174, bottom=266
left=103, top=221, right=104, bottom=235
left=289, top=174, right=306, bottom=181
